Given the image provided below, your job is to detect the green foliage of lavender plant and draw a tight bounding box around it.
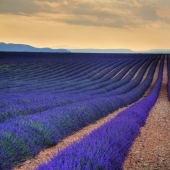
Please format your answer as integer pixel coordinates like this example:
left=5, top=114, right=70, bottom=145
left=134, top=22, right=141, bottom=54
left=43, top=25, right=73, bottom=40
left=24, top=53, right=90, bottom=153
left=0, top=53, right=162, bottom=169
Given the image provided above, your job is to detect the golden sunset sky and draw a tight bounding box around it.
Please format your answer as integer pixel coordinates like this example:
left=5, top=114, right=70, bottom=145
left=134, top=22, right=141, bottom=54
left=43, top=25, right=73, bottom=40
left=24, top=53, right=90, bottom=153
left=0, top=0, right=170, bottom=50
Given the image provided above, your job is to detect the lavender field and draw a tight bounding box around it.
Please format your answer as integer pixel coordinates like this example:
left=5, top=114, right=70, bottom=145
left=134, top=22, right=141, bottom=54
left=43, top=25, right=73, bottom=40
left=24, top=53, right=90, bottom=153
left=0, top=52, right=169, bottom=170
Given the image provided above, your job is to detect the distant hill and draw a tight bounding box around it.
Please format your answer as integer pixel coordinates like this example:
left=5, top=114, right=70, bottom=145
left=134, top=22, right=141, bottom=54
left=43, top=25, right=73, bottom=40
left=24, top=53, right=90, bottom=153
left=136, top=49, right=170, bottom=53
left=0, top=42, right=170, bottom=53
left=69, top=49, right=133, bottom=53
left=69, top=48, right=170, bottom=53
left=0, top=43, right=70, bottom=53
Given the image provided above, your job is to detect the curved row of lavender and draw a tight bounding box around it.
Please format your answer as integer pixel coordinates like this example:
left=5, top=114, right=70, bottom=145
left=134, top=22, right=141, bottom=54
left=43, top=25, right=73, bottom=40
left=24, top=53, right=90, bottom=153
left=0, top=56, right=158, bottom=125
left=0, top=53, right=155, bottom=94
left=37, top=57, right=164, bottom=170
left=168, top=55, right=170, bottom=100
left=0, top=53, right=161, bottom=169
left=0, top=58, right=155, bottom=123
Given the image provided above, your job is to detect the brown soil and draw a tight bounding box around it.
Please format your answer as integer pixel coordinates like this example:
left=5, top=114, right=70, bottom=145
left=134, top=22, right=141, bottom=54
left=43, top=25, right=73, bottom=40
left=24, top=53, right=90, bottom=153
left=123, top=56, right=170, bottom=170
left=13, top=59, right=147, bottom=170
left=13, top=105, right=131, bottom=170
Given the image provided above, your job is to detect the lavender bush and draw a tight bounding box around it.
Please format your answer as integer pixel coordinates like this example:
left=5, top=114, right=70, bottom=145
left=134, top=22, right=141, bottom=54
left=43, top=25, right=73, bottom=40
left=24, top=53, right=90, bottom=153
left=37, top=57, right=164, bottom=170
left=0, top=53, right=162, bottom=169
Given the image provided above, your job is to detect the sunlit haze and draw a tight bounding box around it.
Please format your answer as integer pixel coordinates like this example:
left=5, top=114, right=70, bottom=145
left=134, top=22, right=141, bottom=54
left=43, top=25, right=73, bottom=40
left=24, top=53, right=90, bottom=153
left=0, top=0, right=170, bottom=50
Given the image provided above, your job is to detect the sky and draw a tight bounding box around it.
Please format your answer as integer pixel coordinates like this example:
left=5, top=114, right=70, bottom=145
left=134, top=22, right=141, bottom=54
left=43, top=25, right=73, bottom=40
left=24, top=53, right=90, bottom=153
left=0, top=0, right=170, bottom=50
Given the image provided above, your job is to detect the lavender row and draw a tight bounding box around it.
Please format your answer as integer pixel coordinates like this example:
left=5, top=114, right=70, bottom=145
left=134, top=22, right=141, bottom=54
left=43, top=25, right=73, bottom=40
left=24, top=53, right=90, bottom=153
left=24, top=58, right=152, bottom=94
left=85, top=59, right=151, bottom=95
left=56, top=59, right=139, bottom=92
left=85, top=57, right=157, bottom=96
left=0, top=66, right=111, bottom=94
left=0, top=57, right=159, bottom=169
left=17, top=58, right=123, bottom=87
left=36, top=57, right=159, bottom=94
left=0, top=62, right=71, bottom=77
left=33, top=55, right=151, bottom=86
left=0, top=55, right=153, bottom=95
left=0, top=54, right=122, bottom=81
left=72, top=59, right=151, bottom=94
left=0, top=61, right=100, bottom=86
left=0, top=57, right=146, bottom=106
left=37, top=57, right=164, bottom=170
left=50, top=60, right=132, bottom=92
left=0, top=58, right=156, bottom=123
left=0, top=59, right=151, bottom=123
left=24, top=60, right=118, bottom=90
left=0, top=60, right=117, bottom=93
left=168, top=55, right=170, bottom=100
left=0, top=58, right=130, bottom=105
left=0, top=54, right=152, bottom=92
left=0, top=57, right=101, bottom=84
left=0, top=52, right=147, bottom=64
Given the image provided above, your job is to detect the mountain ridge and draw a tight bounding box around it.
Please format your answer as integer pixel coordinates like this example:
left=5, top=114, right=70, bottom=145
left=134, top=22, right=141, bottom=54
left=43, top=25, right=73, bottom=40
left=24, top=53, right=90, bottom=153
left=0, top=42, right=70, bottom=53
left=0, top=42, right=170, bottom=53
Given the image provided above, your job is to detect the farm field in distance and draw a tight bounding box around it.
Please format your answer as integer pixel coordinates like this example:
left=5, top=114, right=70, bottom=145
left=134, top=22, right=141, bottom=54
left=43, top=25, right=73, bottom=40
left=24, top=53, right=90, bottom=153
left=0, top=52, right=169, bottom=170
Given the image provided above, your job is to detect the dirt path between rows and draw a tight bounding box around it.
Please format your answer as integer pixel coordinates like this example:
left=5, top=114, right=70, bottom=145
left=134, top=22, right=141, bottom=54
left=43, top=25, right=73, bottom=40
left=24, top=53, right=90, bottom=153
left=123, top=56, right=170, bottom=170
left=13, top=107, right=130, bottom=170
left=13, top=58, right=161, bottom=170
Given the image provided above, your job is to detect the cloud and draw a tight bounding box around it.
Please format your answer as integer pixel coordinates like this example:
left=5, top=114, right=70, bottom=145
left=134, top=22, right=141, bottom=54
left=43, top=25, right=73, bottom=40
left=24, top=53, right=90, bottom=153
left=135, top=2, right=170, bottom=24
left=136, top=4, right=158, bottom=20
left=0, top=0, right=170, bottom=28
left=57, top=16, right=133, bottom=28
left=0, top=0, right=41, bottom=15
left=41, top=0, right=140, bottom=28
